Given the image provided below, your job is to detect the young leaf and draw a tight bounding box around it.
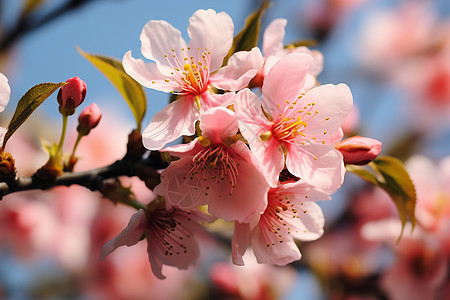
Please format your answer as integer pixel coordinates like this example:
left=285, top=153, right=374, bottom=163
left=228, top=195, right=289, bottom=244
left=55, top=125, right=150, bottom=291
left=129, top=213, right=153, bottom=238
left=346, top=155, right=417, bottom=240
left=222, top=0, right=270, bottom=65
left=2, top=82, right=66, bottom=149
left=371, top=156, right=416, bottom=239
left=77, top=47, right=147, bottom=131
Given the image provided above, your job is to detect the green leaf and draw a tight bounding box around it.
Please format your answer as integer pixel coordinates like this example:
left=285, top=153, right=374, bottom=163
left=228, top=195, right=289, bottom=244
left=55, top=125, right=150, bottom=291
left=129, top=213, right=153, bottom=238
left=2, top=82, right=66, bottom=149
left=346, top=155, right=417, bottom=240
left=77, top=47, right=147, bottom=131
left=222, top=0, right=271, bottom=66
left=345, top=164, right=380, bottom=185
left=371, top=156, right=417, bottom=239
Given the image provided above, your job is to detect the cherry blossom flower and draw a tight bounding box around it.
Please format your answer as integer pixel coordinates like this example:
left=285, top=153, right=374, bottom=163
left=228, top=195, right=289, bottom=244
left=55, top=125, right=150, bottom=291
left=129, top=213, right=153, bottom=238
left=232, top=180, right=334, bottom=266
left=100, top=203, right=209, bottom=280
left=235, top=53, right=352, bottom=189
left=153, top=107, right=269, bottom=225
left=0, top=72, right=11, bottom=144
left=250, top=18, right=323, bottom=89
left=123, top=9, right=263, bottom=150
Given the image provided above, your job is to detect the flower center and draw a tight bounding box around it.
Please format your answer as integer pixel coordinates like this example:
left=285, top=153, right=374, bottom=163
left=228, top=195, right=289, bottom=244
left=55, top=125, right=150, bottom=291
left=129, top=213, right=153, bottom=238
left=164, top=47, right=211, bottom=96
left=185, top=145, right=238, bottom=195
left=151, top=208, right=193, bottom=257
left=272, top=115, right=308, bottom=143
left=260, top=190, right=304, bottom=247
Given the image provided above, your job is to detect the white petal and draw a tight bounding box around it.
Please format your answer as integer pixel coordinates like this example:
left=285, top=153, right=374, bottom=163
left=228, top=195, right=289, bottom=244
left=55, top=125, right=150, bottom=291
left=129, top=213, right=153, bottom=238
left=123, top=51, right=177, bottom=92
left=140, top=20, right=187, bottom=74
left=187, top=9, right=234, bottom=72
left=142, top=97, right=198, bottom=150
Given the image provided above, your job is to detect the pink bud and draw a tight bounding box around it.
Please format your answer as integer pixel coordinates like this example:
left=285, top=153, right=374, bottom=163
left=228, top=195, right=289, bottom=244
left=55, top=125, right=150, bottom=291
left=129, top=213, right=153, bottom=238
left=77, top=103, right=102, bottom=135
left=335, top=136, right=382, bottom=165
left=57, top=77, right=87, bottom=116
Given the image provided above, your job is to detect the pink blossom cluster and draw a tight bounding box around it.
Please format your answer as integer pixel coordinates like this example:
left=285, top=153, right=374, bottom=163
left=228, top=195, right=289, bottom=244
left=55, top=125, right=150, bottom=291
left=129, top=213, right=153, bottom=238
left=100, top=9, right=364, bottom=279
left=358, top=1, right=450, bottom=122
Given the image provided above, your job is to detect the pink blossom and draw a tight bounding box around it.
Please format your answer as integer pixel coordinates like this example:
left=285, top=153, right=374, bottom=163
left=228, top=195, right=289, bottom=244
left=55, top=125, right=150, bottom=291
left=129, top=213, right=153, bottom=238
left=123, top=9, right=263, bottom=150
left=250, top=18, right=323, bottom=89
left=232, top=180, right=334, bottom=266
left=405, top=155, right=450, bottom=231
left=365, top=224, right=449, bottom=300
left=88, top=202, right=191, bottom=299
left=235, top=53, right=352, bottom=190
left=335, top=136, right=381, bottom=165
left=153, top=107, right=269, bottom=225
left=357, top=2, right=436, bottom=73
left=100, top=204, right=209, bottom=280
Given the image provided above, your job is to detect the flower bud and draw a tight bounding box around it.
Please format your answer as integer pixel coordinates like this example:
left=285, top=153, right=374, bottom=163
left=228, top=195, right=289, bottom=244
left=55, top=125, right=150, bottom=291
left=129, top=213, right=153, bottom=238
left=335, top=136, right=382, bottom=165
left=57, top=77, right=87, bottom=116
left=77, top=103, right=102, bottom=136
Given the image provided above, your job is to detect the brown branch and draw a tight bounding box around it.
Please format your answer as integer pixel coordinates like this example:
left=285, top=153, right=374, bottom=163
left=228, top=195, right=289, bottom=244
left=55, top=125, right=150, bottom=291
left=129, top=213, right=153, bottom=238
left=0, top=154, right=162, bottom=200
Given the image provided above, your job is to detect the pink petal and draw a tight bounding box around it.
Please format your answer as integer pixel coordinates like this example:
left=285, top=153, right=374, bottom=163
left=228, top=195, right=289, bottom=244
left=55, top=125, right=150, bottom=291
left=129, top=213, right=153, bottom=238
left=0, top=72, right=10, bottom=112
left=209, top=47, right=264, bottom=91
left=252, top=226, right=301, bottom=265
left=142, top=96, right=198, bottom=150
left=187, top=9, right=234, bottom=72
left=205, top=158, right=268, bottom=223
left=286, top=144, right=345, bottom=193
left=263, top=18, right=287, bottom=57
left=232, top=222, right=251, bottom=266
left=199, top=107, right=238, bottom=144
left=200, top=91, right=235, bottom=112
left=262, top=53, right=313, bottom=117
left=290, top=47, right=323, bottom=76
left=287, top=201, right=324, bottom=241
left=234, top=89, right=271, bottom=143
left=140, top=20, right=187, bottom=74
left=100, top=209, right=147, bottom=260
left=147, top=249, right=166, bottom=279
left=154, top=156, right=206, bottom=210
left=146, top=209, right=201, bottom=275
left=248, top=138, right=284, bottom=188
left=123, top=51, right=177, bottom=92
left=162, top=139, right=203, bottom=158
left=301, top=84, right=353, bottom=137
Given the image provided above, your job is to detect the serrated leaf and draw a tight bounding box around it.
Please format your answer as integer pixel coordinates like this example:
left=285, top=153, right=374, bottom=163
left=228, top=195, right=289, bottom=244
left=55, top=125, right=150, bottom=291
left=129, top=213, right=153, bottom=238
left=346, top=155, right=416, bottom=240
left=2, top=82, right=66, bottom=149
left=371, top=156, right=416, bottom=239
left=77, top=47, right=147, bottom=131
left=222, top=0, right=270, bottom=66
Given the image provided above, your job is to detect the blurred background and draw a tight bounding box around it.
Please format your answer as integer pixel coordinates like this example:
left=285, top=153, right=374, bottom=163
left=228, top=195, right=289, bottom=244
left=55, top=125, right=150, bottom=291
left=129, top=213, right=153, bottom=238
left=0, top=0, right=450, bottom=299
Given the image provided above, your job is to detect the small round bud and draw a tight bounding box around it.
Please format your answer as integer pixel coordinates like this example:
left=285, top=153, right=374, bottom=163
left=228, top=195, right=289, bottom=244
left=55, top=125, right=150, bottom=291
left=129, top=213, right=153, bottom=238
left=77, top=103, right=102, bottom=136
left=57, top=77, right=87, bottom=116
left=335, top=136, right=382, bottom=165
